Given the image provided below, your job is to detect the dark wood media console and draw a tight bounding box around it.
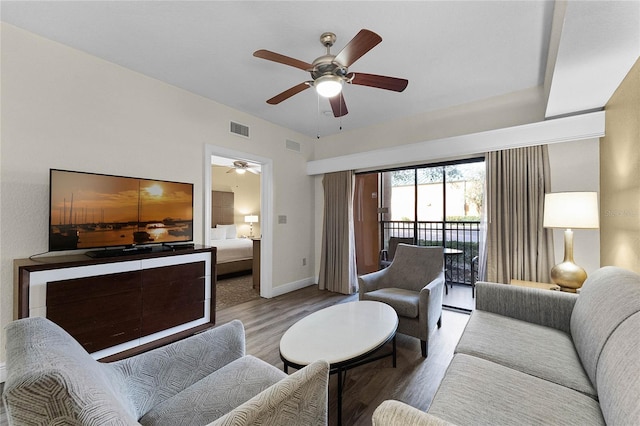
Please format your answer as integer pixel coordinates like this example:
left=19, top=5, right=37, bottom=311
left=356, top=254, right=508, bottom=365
left=14, top=245, right=216, bottom=361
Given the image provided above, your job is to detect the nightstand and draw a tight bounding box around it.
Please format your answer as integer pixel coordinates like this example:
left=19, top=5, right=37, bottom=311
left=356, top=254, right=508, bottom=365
left=510, top=279, right=561, bottom=291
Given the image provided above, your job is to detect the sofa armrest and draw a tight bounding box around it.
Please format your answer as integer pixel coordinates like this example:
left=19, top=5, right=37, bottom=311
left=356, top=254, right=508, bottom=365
left=208, top=360, right=329, bottom=426
left=476, top=282, right=578, bottom=333
left=112, top=320, right=246, bottom=417
left=372, top=400, right=456, bottom=426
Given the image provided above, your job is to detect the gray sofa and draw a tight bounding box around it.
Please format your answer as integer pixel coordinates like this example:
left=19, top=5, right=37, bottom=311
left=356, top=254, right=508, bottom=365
left=372, top=266, right=640, bottom=425
left=3, top=317, right=329, bottom=425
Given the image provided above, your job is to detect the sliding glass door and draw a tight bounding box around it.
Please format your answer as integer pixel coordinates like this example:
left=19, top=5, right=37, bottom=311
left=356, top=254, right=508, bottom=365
left=354, top=159, right=484, bottom=311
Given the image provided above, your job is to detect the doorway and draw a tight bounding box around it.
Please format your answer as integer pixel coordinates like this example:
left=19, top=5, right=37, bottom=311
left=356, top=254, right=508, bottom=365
left=204, top=145, right=274, bottom=306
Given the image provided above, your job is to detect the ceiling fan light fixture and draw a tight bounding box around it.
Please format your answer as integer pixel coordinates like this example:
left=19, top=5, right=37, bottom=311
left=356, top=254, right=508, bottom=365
left=315, top=75, right=343, bottom=98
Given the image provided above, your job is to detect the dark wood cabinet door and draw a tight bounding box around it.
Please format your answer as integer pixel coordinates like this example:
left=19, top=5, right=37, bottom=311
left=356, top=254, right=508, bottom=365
left=141, top=261, right=206, bottom=336
left=46, top=270, right=142, bottom=353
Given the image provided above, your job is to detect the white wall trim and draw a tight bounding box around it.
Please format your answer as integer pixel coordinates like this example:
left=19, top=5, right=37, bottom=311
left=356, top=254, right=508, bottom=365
left=204, top=145, right=274, bottom=299
left=271, top=277, right=317, bottom=298
left=306, top=111, right=605, bottom=175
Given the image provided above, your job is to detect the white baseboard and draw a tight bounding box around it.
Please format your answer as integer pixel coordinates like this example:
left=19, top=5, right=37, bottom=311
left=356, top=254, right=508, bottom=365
left=0, top=362, right=6, bottom=383
left=271, top=277, right=316, bottom=297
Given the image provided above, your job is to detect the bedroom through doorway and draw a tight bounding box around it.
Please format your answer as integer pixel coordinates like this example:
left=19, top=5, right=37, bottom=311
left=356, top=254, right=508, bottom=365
left=211, top=155, right=262, bottom=309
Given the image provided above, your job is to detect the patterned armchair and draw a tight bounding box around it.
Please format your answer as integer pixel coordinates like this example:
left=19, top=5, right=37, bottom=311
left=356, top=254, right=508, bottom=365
left=3, top=317, right=329, bottom=425
left=359, top=244, right=445, bottom=358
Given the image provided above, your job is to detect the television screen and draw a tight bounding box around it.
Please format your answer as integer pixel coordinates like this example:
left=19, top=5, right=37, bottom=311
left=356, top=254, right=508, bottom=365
left=49, top=169, right=194, bottom=252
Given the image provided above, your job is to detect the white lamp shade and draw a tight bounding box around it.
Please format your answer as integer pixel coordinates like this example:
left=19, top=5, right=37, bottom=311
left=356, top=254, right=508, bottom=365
left=315, top=75, right=343, bottom=98
left=245, top=215, right=258, bottom=223
left=543, top=192, right=599, bottom=229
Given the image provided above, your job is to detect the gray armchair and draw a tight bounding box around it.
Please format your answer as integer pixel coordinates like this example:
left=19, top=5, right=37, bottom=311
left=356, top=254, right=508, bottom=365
left=359, top=244, right=445, bottom=358
left=3, top=317, right=329, bottom=425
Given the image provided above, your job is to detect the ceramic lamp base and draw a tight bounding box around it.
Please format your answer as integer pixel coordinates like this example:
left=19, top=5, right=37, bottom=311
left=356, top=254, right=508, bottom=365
left=550, top=261, right=587, bottom=291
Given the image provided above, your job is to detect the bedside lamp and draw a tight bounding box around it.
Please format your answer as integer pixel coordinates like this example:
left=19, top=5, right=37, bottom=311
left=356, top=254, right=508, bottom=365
left=543, top=192, right=599, bottom=291
left=245, top=215, right=258, bottom=238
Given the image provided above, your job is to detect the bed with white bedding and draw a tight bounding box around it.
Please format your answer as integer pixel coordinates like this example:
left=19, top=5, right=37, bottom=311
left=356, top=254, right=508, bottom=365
left=210, top=224, right=253, bottom=276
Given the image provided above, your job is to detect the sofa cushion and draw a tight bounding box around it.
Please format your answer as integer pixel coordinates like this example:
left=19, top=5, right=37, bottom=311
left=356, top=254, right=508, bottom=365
left=361, top=288, right=419, bottom=318
left=428, top=354, right=605, bottom=426
left=455, top=310, right=595, bottom=398
left=595, top=311, right=640, bottom=426
left=139, top=355, right=286, bottom=425
left=570, top=266, right=640, bottom=389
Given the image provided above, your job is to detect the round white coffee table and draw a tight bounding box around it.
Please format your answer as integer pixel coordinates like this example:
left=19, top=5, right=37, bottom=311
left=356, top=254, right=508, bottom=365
left=279, top=300, right=398, bottom=425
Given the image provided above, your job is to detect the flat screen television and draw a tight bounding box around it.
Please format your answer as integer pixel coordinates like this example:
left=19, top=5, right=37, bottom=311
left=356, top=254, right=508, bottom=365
left=49, top=169, right=194, bottom=254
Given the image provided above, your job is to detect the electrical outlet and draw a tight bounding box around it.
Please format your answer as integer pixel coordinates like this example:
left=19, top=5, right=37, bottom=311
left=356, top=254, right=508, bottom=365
left=302, top=258, right=307, bottom=266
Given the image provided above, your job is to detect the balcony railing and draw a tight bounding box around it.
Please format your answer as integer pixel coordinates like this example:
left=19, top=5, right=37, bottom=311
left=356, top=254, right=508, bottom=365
left=380, top=220, right=480, bottom=285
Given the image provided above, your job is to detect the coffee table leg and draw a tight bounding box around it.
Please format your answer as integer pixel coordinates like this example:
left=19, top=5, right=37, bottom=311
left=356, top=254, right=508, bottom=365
left=392, top=335, right=397, bottom=368
left=337, top=367, right=343, bottom=426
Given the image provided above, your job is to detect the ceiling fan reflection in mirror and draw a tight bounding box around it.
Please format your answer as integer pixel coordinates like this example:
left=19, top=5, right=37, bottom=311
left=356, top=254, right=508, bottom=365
left=227, top=160, right=260, bottom=175
left=253, top=29, right=408, bottom=118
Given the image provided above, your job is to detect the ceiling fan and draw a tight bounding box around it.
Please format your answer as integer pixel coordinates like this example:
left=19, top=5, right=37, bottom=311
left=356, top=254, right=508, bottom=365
left=253, top=29, right=408, bottom=117
left=227, top=160, right=260, bottom=175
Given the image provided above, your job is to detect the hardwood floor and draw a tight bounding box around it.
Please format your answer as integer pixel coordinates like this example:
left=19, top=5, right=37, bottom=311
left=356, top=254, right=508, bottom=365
left=0, top=285, right=469, bottom=426
left=217, top=285, right=470, bottom=426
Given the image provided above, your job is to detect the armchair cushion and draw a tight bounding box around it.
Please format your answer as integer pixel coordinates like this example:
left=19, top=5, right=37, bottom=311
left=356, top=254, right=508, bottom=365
left=139, top=355, right=286, bottom=425
left=362, top=288, right=419, bottom=318
left=113, top=319, right=246, bottom=417
left=373, top=400, right=455, bottom=426
left=210, top=360, right=330, bottom=426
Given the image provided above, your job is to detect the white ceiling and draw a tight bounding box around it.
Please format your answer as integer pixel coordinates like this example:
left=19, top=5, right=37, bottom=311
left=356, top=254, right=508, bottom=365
left=2, top=1, right=638, bottom=138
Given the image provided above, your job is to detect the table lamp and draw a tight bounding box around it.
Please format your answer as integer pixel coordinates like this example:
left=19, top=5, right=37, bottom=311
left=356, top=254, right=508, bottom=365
left=543, top=192, right=599, bottom=291
left=245, top=215, right=258, bottom=238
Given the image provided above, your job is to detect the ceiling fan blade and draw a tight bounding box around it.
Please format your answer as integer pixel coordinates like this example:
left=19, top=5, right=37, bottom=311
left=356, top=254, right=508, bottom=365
left=329, top=92, right=348, bottom=117
left=347, top=72, right=408, bottom=92
left=266, top=82, right=310, bottom=105
left=253, top=49, right=313, bottom=71
left=334, top=29, right=382, bottom=67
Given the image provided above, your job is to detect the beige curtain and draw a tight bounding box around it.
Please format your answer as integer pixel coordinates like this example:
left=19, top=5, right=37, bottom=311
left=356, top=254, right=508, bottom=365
left=482, top=145, right=555, bottom=283
left=318, top=171, right=358, bottom=294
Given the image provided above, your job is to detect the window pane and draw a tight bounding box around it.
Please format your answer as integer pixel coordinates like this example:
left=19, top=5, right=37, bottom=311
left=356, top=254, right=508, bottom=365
left=388, top=170, right=415, bottom=222
left=444, top=162, right=485, bottom=221
left=416, top=166, right=444, bottom=222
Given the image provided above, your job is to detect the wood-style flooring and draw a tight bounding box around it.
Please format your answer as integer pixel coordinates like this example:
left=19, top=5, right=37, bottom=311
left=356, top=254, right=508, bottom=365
left=0, top=285, right=469, bottom=426
left=217, top=285, right=470, bottom=426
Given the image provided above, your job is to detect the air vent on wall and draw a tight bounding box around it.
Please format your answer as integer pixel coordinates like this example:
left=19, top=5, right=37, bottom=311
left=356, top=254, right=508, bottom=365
left=286, top=139, right=301, bottom=153
left=230, top=121, right=250, bottom=138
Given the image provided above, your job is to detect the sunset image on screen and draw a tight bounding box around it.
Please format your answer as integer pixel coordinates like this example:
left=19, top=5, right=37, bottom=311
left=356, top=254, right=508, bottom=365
left=49, top=170, right=193, bottom=250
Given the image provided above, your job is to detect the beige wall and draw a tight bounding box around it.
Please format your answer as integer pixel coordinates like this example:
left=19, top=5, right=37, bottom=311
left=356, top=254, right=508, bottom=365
left=547, top=138, right=600, bottom=275
left=211, top=165, right=261, bottom=238
left=0, top=24, right=316, bottom=366
left=600, top=58, right=640, bottom=273
left=313, top=86, right=546, bottom=161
